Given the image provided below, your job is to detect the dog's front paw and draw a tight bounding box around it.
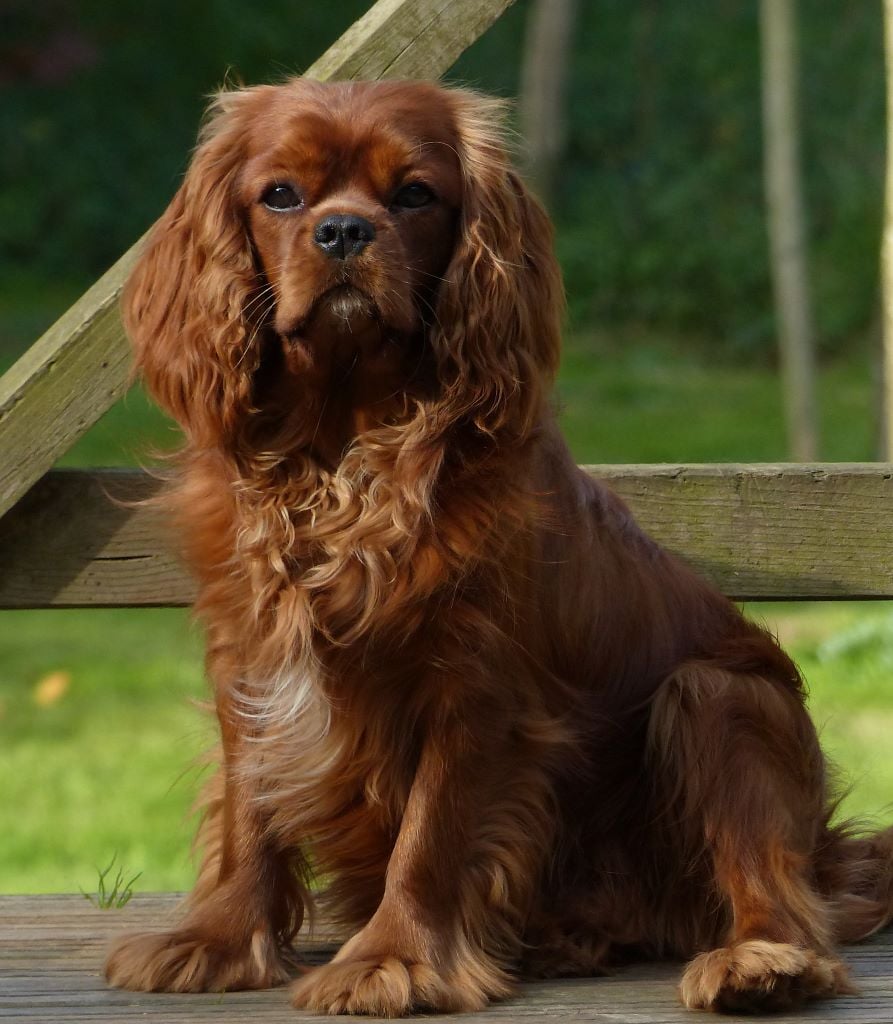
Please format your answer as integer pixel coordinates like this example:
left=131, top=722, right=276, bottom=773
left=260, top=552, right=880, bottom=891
left=291, top=956, right=488, bottom=1017
left=105, top=927, right=293, bottom=993
left=679, top=940, right=852, bottom=1013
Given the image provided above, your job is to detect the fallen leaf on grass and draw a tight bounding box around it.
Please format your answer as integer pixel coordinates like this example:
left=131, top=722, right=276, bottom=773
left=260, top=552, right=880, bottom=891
left=33, top=670, right=71, bottom=707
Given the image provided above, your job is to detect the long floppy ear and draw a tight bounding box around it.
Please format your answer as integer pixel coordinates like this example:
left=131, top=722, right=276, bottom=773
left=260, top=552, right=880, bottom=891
left=432, top=91, right=564, bottom=440
left=123, top=89, right=264, bottom=445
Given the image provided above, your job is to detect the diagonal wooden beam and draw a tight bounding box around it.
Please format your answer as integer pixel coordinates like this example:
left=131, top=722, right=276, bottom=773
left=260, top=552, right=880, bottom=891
left=0, top=0, right=515, bottom=520
left=0, top=247, right=141, bottom=520
left=305, top=0, right=515, bottom=81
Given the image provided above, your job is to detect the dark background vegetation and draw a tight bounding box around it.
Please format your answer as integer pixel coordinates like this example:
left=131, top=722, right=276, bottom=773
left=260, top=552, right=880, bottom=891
left=1, top=0, right=885, bottom=362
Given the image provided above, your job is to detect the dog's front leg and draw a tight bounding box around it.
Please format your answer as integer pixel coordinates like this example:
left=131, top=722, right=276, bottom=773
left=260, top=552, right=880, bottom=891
left=105, top=651, right=308, bottom=993
left=292, top=698, right=557, bottom=1016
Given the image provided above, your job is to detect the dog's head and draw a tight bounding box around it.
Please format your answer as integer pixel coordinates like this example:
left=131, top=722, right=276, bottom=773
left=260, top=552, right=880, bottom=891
left=125, top=79, right=562, bottom=460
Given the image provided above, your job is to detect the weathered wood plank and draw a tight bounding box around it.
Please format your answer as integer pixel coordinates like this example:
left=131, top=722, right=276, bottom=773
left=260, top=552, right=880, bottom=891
left=0, top=0, right=514, bottom=521
left=594, top=462, right=893, bottom=601
left=0, top=470, right=184, bottom=609
left=0, top=248, right=140, bottom=519
left=305, top=0, right=515, bottom=81
left=2, top=465, right=892, bottom=609
left=1, top=894, right=891, bottom=1022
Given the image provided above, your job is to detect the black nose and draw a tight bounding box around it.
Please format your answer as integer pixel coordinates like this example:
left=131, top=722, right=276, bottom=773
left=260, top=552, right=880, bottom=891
left=313, top=214, right=376, bottom=261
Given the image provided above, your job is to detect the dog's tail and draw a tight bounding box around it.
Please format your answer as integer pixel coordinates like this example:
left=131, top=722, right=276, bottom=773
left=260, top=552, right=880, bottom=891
left=819, top=820, right=893, bottom=943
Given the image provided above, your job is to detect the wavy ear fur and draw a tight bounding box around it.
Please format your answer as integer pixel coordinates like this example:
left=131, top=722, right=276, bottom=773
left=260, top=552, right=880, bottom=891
left=123, top=89, right=265, bottom=445
left=433, top=91, right=564, bottom=440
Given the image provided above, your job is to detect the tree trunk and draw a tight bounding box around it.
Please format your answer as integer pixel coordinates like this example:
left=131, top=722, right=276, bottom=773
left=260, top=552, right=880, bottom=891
left=520, top=0, right=578, bottom=207
left=760, top=0, right=818, bottom=461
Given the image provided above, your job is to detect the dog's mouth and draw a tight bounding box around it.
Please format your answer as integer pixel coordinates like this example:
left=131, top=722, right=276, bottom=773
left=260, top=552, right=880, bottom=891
left=280, top=284, right=422, bottom=376
left=294, top=285, right=381, bottom=339
left=319, top=284, right=378, bottom=324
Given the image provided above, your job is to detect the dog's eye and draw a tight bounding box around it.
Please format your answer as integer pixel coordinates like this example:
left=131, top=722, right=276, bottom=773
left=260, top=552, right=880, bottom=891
left=390, top=182, right=435, bottom=210
left=261, top=184, right=303, bottom=211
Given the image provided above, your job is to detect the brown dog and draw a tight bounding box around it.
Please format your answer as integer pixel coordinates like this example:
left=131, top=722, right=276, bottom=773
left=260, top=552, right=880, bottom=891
left=104, top=79, right=893, bottom=1016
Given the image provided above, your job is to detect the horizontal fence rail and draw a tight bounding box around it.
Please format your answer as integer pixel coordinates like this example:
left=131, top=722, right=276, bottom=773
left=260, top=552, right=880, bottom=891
left=1, top=464, right=891, bottom=609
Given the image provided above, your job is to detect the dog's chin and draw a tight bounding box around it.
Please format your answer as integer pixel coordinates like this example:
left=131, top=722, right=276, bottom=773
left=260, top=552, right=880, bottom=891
left=305, top=284, right=398, bottom=340
left=282, top=286, right=415, bottom=368
left=314, top=285, right=379, bottom=333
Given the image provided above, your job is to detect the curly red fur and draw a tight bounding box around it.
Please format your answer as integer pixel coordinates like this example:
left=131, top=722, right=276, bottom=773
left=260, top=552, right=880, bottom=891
left=104, top=79, right=893, bottom=1016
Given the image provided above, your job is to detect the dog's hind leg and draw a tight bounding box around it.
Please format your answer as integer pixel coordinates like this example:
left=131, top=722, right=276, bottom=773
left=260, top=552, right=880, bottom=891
left=649, top=663, right=854, bottom=1013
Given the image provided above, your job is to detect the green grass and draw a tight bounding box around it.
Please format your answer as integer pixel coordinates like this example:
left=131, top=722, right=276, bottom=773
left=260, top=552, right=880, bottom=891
left=57, top=385, right=181, bottom=468
left=558, top=330, right=877, bottom=463
left=81, top=854, right=143, bottom=910
left=0, top=608, right=209, bottom=893
left=751, top=602, right=893, bottom=824
left=1, top=326, right=891, bottom=894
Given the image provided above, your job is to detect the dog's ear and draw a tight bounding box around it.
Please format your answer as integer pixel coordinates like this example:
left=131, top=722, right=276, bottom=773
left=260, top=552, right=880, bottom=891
left=431, top=91, right=564, bottom=440
left=122, top=89, right=265, bottom=445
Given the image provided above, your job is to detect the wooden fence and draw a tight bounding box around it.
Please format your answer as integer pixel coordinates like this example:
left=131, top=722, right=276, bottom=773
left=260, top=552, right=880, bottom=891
left=1, top=464, right=892, bottom=609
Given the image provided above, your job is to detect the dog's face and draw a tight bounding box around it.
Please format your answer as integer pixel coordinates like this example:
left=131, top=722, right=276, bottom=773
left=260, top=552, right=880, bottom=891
left=124, top=79, right=563, bottom=456
left=237, top=83, right=463, bottom=403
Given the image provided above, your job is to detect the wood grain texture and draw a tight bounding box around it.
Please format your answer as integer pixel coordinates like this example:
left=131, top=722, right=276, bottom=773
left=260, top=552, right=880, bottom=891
left=2, top=465, right=892, bottom=609
left=305, top=0, right=515, bottom=81
left=593, top=462, right=893, bottom=601
left=0, top=469, right=186, bottom=609
left=1, top=893, right=892, bottom=1022
left=0, top=247, right=140, bottom=519
left=0, top=0, right=514, bottom=522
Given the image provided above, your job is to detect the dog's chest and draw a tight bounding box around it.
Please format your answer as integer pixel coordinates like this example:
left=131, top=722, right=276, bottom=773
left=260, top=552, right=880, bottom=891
left=248, top=659, right=415, bottom=840
left=233, top=474, right=448, bottom=651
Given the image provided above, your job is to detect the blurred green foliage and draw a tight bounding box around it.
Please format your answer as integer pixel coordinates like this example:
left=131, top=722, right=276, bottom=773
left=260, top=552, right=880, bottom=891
left=555, top=1, right=884, bottom=353
left=2, top=0, right=369, bottom=289
left=0, top=0, right=885, bottom=360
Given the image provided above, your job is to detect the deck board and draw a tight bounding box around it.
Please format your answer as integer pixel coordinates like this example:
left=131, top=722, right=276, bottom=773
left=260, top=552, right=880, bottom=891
left=2, top=895, right=893, bottom=1022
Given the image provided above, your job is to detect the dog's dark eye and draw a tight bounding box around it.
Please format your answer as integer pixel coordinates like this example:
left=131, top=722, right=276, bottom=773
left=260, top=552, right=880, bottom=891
left=261, top=184, right=303, bottom=211
left=390, top=182, right=435, bottom=210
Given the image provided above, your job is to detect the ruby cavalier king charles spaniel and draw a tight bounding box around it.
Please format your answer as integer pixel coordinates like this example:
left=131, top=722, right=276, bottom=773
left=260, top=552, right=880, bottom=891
left=104, top=79, right=893, bottom=1016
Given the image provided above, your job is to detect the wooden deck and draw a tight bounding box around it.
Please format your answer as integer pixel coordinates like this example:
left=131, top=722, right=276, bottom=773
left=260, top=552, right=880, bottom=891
left=2, top=895, right=893, bottom=1022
